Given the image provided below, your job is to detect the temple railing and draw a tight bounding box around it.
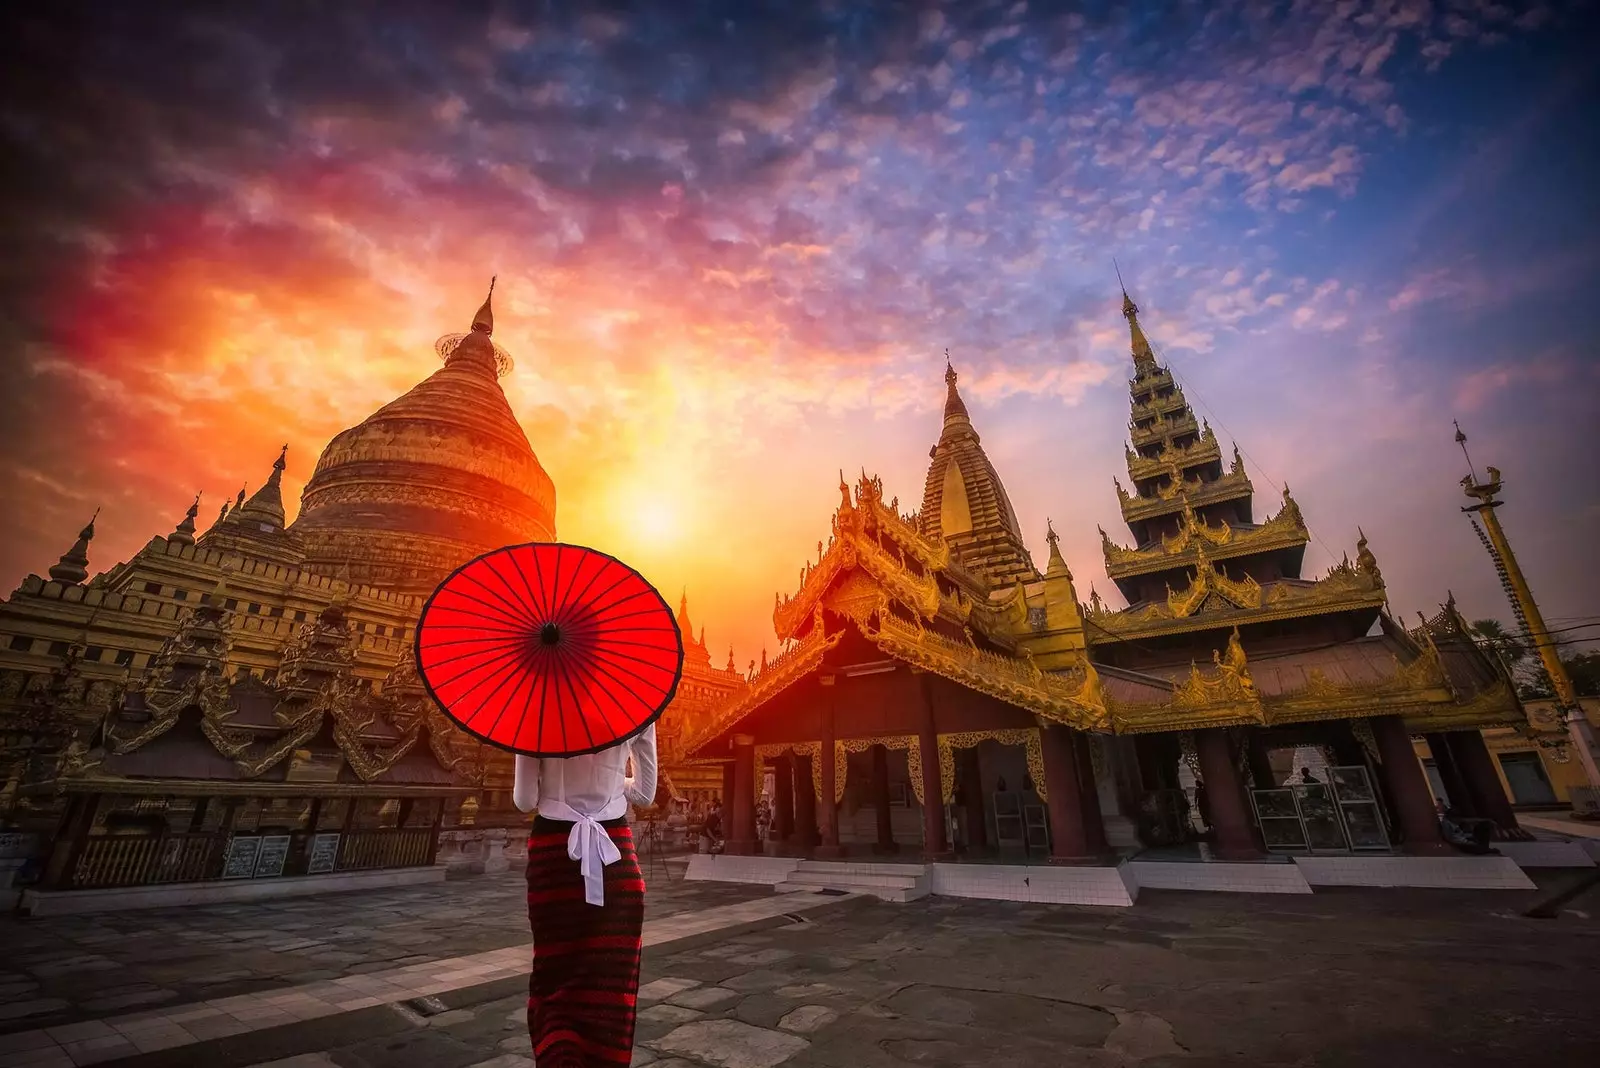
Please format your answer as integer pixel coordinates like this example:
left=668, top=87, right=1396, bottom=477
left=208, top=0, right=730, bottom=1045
left=337, top=827, right=435, bottom=871
left=61, top=826, right=439, bottom=890
left=69, top=832, right=221, bottom=889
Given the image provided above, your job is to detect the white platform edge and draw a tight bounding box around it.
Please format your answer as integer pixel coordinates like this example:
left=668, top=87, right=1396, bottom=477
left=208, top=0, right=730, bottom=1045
left=1495, top=841, right=1596, bottom=869
left=1128, top=859, right=1314, bottom=895
left=684, top=853, right=800, bottom=885
left=21, top=865, right=446, bottom=917
left=928, top=862, right=1138, bottom=907
left=1292, top=854, right=1536, bottom=889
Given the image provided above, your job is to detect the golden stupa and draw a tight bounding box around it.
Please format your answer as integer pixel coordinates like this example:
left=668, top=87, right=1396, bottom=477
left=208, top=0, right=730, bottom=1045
left=291, top=280, right=557, bottom=596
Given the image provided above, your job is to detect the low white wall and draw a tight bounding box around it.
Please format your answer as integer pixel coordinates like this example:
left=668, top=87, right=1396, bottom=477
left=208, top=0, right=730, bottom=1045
left=684, top=854, right=799, bottom=885
left=22, top=866, right=446, bottom=917
left=1128, top=860, right=1314, bottom=895
left=1292, top=855, right=1535, bottom=890
left=929, top=862, right=1137, bottom=907
left=1494, top=841, right=1595, bottom=869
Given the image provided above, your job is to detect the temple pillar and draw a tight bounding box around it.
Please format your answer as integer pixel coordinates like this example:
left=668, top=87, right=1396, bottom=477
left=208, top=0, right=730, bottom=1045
left=793, top=755, right=818, bottom=849
left=1076, top=732, right=1111, bottom=856
left=40, top=793, right=99, bottom=890
left=1245, top=730, right=1277, bottom=789
left=1041, top=725, right=1091, bottom=861
left=727, top=735, right=758, bottom=855
left=816, top=686, right=843, bottom=858
left=870, top=745, right=898, bottom=854
left=1447, top=731, right=1522, bottom=838
left=773, top=754, right=796, bottom=847
left=1194, top=728, right=1263, bottom=860
left=961, top=746, right=988, bottom=853
left=1424, top=733, right=1472, bottom=815
left=720, top=762, right=736, bottom=811
left=918, top=678, right=950, bottom=860
left=1369, top=716, right=1449, bottom=855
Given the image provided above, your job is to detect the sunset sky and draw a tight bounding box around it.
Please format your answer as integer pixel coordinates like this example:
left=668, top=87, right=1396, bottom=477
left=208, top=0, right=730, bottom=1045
left=2, top=1, right=1597, bottom=665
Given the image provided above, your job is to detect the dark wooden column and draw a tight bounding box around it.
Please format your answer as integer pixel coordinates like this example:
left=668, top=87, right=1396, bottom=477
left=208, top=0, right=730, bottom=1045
left=40, top=792, right=100, bottom=890
left=1076, top=732, right=1111, bottom=856
left=870, top=745, right=898, bottom=854
left=917, top=676, right=949, bottom=860
left=1041, top=726, right=1090, bottom=861
left=1245, top=730, right=1277, bottom=789
left=720, top=761, right=736, bottom=810
left=1446, top=731, right=1522, bottom=837
left=793, top=754, right=818, bottom=850
left=1194, top=728, right=1263, bottom=859
left=1424, top=733, right=1473, bottom=815
left=1369, top=716, right=1449, bottom=854
left=727, top=735, right=758, bottom=855
left=816, top=683, right=843, bottom=857
left=961, top=746, right=988, bottom=852
left=773, top=754, right=796, bottom=847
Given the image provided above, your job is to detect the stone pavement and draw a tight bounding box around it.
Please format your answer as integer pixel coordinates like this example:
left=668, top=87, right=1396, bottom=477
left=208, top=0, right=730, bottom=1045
left=226, top=873, right=1596, bottom=1068
left=0, top=868, right=769, bottom=1035
left=5, top=870, right=1599, bottom=1068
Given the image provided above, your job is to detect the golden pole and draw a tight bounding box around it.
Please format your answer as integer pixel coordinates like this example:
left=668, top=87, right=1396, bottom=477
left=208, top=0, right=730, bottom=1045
left=1456, top=427, right=1600, bottom=791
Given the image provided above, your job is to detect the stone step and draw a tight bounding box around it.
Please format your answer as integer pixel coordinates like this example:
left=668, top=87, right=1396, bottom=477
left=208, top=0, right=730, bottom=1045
left=784, top=870, right=924, bottom=890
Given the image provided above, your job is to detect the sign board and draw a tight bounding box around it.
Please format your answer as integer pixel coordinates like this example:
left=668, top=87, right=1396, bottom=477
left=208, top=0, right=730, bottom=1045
left=307, top=833, right=341, bottom=875
left=222, top=836, right=262, bottom=879
left=254, top=834, right=292, bottom=878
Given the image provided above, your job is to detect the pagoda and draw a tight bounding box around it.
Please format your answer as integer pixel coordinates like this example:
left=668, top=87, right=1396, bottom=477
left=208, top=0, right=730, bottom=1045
left=1088, top=291, right=1383, bottom=667
left=0, top=284, right=557, bottom=901
left=685, top=306, right=1526, bottom=870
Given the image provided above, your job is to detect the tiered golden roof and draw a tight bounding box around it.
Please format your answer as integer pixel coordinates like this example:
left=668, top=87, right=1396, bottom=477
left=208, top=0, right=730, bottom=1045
left=917, top=362, right=1038, bottom=585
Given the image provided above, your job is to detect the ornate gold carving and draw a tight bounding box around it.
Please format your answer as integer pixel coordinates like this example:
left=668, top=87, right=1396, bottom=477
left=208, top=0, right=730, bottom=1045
left=1088, top=543, right=1387, bottom=643
left=1119, top=468, right=1253, bottom=524
left=1103, top=492, right=1310, bottom=580
left=1126, top=426, right=1221, bottom=483
left=859, top=611, right=1108, bottom=730
left=935, top=729, right=1046, bottom=803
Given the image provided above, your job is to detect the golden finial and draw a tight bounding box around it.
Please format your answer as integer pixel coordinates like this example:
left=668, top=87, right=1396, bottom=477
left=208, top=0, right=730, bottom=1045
left=472, top=276, right=496, bottom=334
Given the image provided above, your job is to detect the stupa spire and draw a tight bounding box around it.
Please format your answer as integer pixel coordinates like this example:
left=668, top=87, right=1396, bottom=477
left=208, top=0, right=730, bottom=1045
left=1045, top=519, right=1071, bottom=580
left=49, top=509, right=99, bottom=585
left=472, top=276, right=495, bottom=335
left=170, top=494, right=201, bottom=547
left=1120, top=284, right=1158, bottom=376
left=942, top=352, right=972, bottom=433
left=230, top=446, right=289, bottom=528
left=436, top=278, right=511, bottom=377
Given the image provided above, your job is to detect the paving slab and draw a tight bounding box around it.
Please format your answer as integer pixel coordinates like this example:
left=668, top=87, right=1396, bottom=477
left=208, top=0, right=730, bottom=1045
left=0, top=869, right=770, bottom=1036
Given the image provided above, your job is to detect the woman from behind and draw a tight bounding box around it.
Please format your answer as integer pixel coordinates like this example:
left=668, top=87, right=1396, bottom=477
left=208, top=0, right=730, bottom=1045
left=516, top=722, right=658, bottom=1068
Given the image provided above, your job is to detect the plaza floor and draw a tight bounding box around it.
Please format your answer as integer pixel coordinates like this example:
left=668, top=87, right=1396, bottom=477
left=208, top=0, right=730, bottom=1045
left=1, top=867, right=1597, bottom=1068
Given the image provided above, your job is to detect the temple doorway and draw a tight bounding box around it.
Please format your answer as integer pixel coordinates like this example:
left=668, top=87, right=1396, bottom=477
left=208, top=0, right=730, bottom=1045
left=837, top=744, right=922, bottom=853
left=946, top=737, right=1048, bottom=861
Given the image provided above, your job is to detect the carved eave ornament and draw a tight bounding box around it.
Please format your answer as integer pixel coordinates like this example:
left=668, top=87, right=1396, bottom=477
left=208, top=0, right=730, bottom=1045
left=774, top=472, right=996, bottom=644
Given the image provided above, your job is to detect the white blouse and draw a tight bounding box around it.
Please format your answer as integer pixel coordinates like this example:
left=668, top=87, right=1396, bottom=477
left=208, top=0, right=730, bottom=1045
left=513, top=724, right=658, bottom=907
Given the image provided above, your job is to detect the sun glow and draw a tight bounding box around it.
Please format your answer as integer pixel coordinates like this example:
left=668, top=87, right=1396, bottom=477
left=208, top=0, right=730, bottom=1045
left=632, top=496, right=681, bottom=545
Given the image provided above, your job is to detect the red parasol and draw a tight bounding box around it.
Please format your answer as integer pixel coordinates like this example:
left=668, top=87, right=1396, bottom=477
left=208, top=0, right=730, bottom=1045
left=415, top=542, right=684, bottom=758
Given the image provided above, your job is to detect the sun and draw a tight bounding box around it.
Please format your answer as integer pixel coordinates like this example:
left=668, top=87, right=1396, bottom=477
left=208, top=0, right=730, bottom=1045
left=632, top=496, right=681, bottom=544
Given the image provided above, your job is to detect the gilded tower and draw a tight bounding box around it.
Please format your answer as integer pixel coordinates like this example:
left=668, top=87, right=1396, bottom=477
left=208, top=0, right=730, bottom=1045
left=918, top=362, right=1038, bottom=584
left=1088, top=292, right=1385, bottom=668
